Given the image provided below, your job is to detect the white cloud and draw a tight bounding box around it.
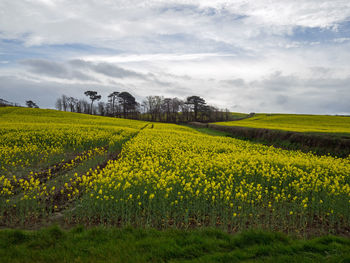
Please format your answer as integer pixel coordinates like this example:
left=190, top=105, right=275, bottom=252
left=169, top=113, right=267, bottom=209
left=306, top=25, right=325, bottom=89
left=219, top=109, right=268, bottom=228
left=1, top=0, right=349, bottom=48
left=0, top=0, right=350, bottom=114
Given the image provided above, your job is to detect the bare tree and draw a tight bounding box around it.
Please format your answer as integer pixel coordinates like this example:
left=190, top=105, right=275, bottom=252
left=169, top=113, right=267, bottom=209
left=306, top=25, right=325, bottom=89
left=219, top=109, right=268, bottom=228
left=61, top=95, right=68, bottom=111
left=162, top=98, right=172, bottom=122
left=180, top=101, right=191, bottom=122
left=75, top=100, right=83, bottom=113
left=171, top=97, right=182, bottom=123
left=67, top=97, right=78, bottom=112
left=145, top=96, right=156, bottom=121
left=55, top=97, right=63, bottom=111
left=98, top=101, right=106, bottom=116
left=81, top=100, right=90, bottom=114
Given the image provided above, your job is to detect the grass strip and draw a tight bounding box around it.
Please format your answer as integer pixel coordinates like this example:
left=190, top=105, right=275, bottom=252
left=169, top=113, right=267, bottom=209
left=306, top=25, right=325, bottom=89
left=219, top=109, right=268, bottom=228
left=0, top=226, right=349, bottom=263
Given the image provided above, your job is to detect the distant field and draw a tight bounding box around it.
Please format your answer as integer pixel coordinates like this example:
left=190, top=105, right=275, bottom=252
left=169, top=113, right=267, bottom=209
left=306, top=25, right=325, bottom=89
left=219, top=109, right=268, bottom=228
left=214, top=114, right=350, bottom=136
left=230, top=112, right=248, bottom=119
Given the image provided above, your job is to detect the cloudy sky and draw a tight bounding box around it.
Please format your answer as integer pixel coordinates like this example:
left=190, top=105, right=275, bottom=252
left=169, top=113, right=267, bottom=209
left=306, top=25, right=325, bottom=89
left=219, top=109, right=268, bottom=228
left=1, top=0, right=350, bottom=114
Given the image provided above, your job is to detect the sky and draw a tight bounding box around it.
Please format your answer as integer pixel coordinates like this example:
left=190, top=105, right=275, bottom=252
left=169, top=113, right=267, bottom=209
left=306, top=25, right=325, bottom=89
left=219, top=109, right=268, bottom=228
left=0, top=0, right=350, bottom=114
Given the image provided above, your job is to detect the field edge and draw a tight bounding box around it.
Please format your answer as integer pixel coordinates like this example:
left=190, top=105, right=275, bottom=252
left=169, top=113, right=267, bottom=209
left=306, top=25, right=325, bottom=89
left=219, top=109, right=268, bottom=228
left=1, top=226, right=350, bottom=263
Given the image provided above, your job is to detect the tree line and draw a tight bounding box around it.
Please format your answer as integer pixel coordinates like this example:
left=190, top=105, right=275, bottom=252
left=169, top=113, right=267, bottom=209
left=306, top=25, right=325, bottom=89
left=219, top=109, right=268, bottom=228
left=0, top=98, right=21, bottom=107
left=0, top=98, right=40, bottom=108
left=55, top=91, right=233, bottom=123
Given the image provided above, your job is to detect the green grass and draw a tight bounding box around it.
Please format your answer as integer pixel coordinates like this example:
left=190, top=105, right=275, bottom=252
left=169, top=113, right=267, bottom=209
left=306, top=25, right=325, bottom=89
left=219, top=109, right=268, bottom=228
left=0, top=226, right=349, bottom=263
left=230, top=112, right=249, bottom=120
left=183, top=125, right=232, bottom=137
left=214, top=114, right=350, bottom=137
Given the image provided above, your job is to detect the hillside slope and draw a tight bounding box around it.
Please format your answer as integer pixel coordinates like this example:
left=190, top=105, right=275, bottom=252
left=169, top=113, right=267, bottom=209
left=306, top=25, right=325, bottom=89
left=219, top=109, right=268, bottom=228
left=214, top=114, right=350, bottom=137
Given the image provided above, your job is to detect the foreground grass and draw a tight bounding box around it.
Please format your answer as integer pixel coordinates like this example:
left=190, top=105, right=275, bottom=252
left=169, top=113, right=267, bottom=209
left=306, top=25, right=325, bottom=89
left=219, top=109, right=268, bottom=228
left=1, top=226, right=350, bottom=263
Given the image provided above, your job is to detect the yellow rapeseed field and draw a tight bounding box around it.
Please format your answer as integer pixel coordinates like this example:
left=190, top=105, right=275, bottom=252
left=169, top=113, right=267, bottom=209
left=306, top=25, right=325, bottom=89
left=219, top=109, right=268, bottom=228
left=0, top=107, right=146, bottom=220
left=214, top=113, right=350, bottom=136
left=72, top=124, right=350, bottom=232
left=1, top=108, right=349, bottom=234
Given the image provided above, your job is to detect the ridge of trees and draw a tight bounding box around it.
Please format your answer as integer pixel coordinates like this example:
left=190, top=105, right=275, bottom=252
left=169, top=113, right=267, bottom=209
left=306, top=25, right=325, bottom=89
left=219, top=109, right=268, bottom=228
left=55, top=91, right=233, bottom=123
left=0, top=98, right=21, bottom=107
left=25, top=100, right=39, bottom=108
left=0, top=98, right=39, bottom=108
